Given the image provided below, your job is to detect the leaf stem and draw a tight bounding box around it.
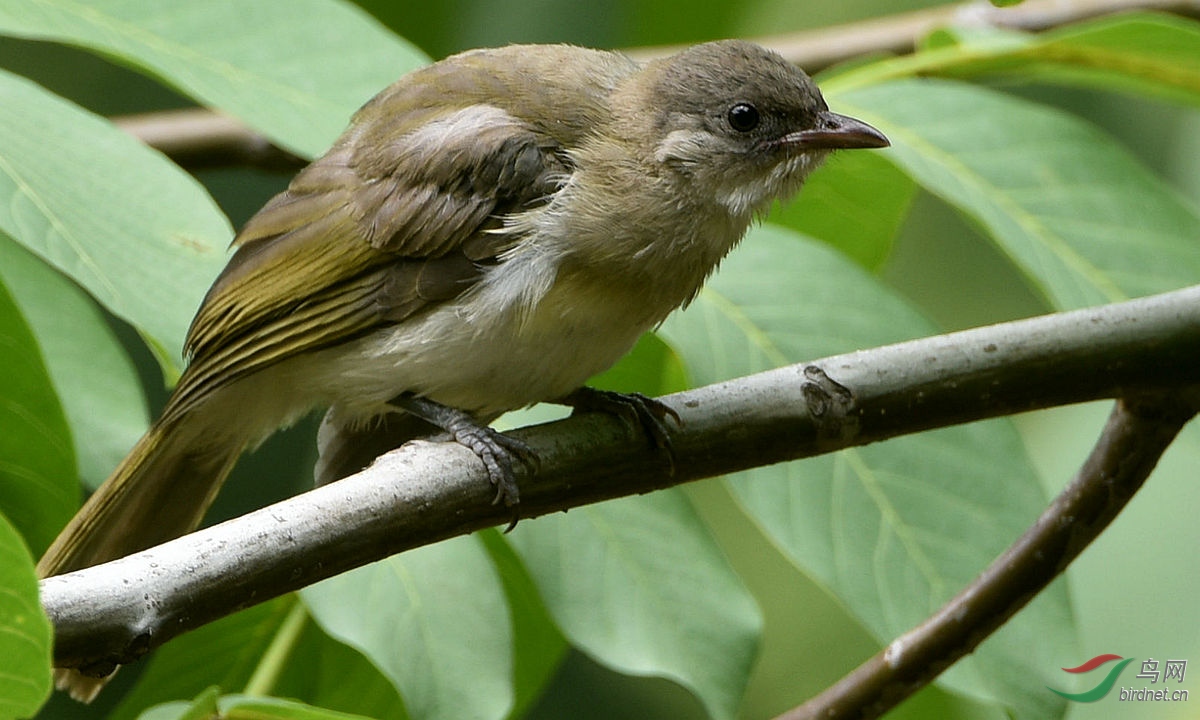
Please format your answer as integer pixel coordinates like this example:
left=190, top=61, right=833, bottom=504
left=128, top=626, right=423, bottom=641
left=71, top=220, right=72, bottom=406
left=242, top=596, right=307, bottom=698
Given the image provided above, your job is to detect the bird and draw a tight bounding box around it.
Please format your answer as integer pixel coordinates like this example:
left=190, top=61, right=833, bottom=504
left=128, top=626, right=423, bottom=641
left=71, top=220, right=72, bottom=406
left=38, top=39, right=888, bottom=700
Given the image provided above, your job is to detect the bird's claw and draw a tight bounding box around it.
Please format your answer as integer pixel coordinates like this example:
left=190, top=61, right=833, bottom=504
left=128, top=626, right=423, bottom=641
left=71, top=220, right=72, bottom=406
left=388, top=393, right=537, bottom=530
left=448, top=423, right=537, bottom=508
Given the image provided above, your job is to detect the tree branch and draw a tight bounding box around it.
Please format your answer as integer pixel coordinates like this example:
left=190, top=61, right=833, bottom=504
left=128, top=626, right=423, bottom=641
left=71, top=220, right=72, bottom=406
left=773, top=389, right=1198, bottom=720
left=110, top=0, right=1200, bottom=170
left=111, top=110, right=305, bottom=171
left=40, top=285, right=1200, bottom=672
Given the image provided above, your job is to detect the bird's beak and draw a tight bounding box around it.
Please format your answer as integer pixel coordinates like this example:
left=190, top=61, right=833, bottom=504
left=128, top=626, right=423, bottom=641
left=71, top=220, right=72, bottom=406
left=781, top=111, right=890, bottom=150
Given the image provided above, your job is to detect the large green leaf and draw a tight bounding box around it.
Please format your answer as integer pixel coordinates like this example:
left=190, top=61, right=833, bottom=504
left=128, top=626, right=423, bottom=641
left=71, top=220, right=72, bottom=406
left=833, top=78, right=1200, bottom=310
left=0, top=0, right=429, bottom=157
left=507, top=489, right=761, bottom=720
left=0, top=236, right=147, bottom=490
left=0, top=271, right=75, bottom=555
left=301, top=536, right=513, bottom=720
left=478, top=530, right=567, bottom=720
left=275, top=620, right=410, bottom=720
left=768, top=149, right=916, bottom=271
left=659, top=224, right=1074, bottom=719
left=0, top=511, right=52, bottom=718
left=0, top=67, right=230, bottom=374
left=589, top=331, right=688, bottom=397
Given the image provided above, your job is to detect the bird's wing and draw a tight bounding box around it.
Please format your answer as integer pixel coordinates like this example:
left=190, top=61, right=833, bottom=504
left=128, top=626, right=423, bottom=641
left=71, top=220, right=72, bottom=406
left=168, top=94, right=568, bottom=419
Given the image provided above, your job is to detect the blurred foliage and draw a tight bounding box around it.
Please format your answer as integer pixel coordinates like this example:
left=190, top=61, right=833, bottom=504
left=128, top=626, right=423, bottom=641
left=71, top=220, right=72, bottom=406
left=1, top=2, right=1198, bottom=720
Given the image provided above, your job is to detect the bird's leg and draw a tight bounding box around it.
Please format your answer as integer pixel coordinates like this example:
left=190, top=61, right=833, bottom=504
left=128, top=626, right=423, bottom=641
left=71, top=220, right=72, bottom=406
left=556, top=387, right=681, bottom=474
left=388, top=393, right=535, bottom=509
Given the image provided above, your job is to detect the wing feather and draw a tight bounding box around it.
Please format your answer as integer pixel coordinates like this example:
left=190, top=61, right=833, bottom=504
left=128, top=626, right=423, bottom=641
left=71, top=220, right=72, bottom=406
left=173, top=75, right=570, bottom=415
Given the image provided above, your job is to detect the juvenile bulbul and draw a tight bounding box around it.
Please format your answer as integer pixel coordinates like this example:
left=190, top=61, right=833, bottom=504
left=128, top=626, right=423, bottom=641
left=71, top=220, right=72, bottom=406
left=39, top=39, right=888, bottom=698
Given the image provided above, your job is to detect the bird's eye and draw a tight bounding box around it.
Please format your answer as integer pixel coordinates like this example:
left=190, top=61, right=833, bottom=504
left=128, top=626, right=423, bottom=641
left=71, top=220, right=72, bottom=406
left=727, top=103, right=760, bottom=132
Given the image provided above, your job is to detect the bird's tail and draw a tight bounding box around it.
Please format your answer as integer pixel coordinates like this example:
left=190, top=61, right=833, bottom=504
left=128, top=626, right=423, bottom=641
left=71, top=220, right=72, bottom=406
left=314, top=407, right=437, bottom=486
left=37, top=413, right=244, bottom=701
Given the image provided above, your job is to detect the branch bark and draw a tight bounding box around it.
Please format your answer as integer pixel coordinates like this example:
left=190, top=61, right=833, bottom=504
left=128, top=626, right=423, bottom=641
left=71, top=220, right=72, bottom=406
left=773, top=390, right=1198, bottom=720
left=40, top=284, right=1200, bottom=672
left=111, top=0, right=1200, bottom=170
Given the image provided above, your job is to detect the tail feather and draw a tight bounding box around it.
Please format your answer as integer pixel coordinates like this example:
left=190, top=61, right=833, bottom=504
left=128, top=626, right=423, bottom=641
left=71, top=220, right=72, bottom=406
left=51, top=669, right=108, bottom=704
left=37, top=415, right=244, bottom=701
left=38, top=419, right=243, bottom=577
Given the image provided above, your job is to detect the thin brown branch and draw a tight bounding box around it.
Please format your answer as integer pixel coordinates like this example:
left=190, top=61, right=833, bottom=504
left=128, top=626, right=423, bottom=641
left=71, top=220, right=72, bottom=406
left=112, top=110, right=304, bottom=170
left=39, top=285, right=1200, bottom=672
left=109, top=0, right=1200, bottom=170
left=772, top=389, right=1199, bottom=720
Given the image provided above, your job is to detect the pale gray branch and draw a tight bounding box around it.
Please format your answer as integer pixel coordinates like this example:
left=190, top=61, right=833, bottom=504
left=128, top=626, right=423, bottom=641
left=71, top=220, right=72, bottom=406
left=41, top=285, right=1200, bottom=671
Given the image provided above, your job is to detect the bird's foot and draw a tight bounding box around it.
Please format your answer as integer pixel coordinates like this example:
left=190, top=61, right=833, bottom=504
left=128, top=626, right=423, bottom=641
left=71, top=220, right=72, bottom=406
left=388, top=394, right=535, bottom=519
left=447, top=420, right=537, bottom=508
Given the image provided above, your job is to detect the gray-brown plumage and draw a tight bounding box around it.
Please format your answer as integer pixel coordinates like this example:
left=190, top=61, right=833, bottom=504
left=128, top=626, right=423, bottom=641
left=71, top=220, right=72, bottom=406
left=38, top=40, right=887, bottom=701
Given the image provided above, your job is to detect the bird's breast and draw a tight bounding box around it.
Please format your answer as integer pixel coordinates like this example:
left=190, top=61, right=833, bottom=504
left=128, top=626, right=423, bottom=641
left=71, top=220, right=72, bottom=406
left=293, top=196, right=744, bottom=421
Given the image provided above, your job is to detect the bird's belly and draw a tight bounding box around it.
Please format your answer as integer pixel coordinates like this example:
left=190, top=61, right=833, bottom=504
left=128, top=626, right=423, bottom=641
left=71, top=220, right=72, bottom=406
left=309, top=268, right=666, bottom=418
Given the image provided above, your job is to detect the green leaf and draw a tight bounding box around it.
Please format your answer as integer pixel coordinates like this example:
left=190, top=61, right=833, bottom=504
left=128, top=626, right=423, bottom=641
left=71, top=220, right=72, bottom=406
left=929, top=13, right=1200, bottom=107
left=0, top=236, right=148, bottom=490
left=659, top=224, right=1073, bottom=719
left=109, top=596, right=297, bottom=720
left=221, top=695, right=376, bottom=720
left=0, top=67, right=231, bottom=374
left=0, top=0, right=430, bottom=157
left=139, top=690, right=374, bottom=720
left=0, top=271, right=75, bottom=555
left=0, top=511, right=53, bottom=718
left=137, top=686, right=220, bottom=720
left=507, top=489, right=761, bottom=720
left=1023, top=13, right=1200, bottom=105
left=114, top=581, right=428, bottom=720
left=589, top=332, right=688, bottom=397
left=225, top=696, right=376, bottom=720
left=767, top=149, right=916, bottom=271
left=834, top=78, right=1200, bottom=310
left=478, top=530, right=567, bottom=720
left=301, top=536, right=513, bottom=720
left=275, top=620, right=410, bottom=720
left=828, top=13, right=1200, bottom=107
left=661, top=224, right=927, bottom=381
